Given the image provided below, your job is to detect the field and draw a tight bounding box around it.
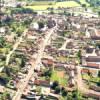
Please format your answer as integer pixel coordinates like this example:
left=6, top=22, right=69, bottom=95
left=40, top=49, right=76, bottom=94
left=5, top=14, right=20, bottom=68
left=30, top=1, right=56, bottom=5
left=51, top=70, right=68, bottom=86
left=24, top=1, right=80, bottom=10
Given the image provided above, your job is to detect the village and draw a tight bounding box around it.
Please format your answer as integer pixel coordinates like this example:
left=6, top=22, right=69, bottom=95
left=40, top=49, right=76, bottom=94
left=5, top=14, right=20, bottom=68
left=0, top=0, right=100, bottom=100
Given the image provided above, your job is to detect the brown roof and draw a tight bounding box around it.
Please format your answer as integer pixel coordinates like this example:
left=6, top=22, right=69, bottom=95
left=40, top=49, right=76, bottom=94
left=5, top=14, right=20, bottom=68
left=34, top=80, right=50, bottom=87
left=81, top=69, right=89, bottom=73
left=47, top=59, right=53, bottom=65
left=42, top=58, right=53, bottom=65
left=91, top=36, right=100, bottom=40
left=86, top=56, right=100, bottom=62
left=86, top=62, right=99, bottom=69
left=87, top=63, right=99, bottom=67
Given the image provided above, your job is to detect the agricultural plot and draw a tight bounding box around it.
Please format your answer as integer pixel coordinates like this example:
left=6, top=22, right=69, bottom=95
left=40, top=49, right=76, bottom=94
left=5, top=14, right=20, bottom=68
left=24, top=1, right=80, bottom=10
left=51, top=69, right=68, bottom=86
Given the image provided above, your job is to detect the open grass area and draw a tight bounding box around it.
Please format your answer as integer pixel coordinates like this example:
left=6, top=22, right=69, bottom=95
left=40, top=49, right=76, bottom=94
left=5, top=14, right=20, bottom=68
left=82, top=74, right=100, bottom=83
left=56, top=56, right=68, bottom=63
left=24, top=1, right=80, bottom=10
left=51, top=70, right=68, bottom=86
left=31, top=1, right=56, bottom=5
left=55, top=1, right=80, bottom=8
left=0, top=48, right=10, bottom=54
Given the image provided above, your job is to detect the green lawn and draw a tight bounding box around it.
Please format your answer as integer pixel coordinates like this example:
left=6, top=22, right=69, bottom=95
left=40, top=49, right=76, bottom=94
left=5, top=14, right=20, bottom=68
left=24, top=1, right=80, bottom=10
left=56, top=56, right=68, bottom=63
left=55, top=1, right=80, bottom=8
left=51, top=70, right=68, bottom=86
left=31, top=1, right=56, bottom=5
left=82, top=74, right=100, bottom=83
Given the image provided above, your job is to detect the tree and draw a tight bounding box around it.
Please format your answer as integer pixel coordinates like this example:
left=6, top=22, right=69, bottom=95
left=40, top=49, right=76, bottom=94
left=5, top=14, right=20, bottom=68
left=39, top=94, right=44, bottom=100
left=10, top=66, right=19, bottom=75
left=1, top=91, right=11, bottom=100
left=98, top=71, right=100, bottom=77
left=24, top=19, right=31, bottom=27
left=38, top=22, right=44, bottom=29
left=20, top=57, right=25, bottom=68
left=77, top=50, right=82, bottom=64
left=0, top=72, right=10, bottom=84
left=50, top=10, right=54, bottom=14
left=98, top=11, right=100, bottom=16
left=51, top=81, right=59, bottom=90
left=0, top=37, right=5, bottom=47
left=72, top=89, right=83, bottom=100
left=61, top=87, right=67, bottom=97
left=97, top=80, right=100, bottom=86
left=44, top=69, right=52, bottom=77
left=82, top=4, right=86, bottom=8
left=62, top=90, right=67, bottom=97
left=67, top=93, right=73, bottom=100
left=96, top=43, right=100, bottom=49
left=55, top=86, right=60, bottom=94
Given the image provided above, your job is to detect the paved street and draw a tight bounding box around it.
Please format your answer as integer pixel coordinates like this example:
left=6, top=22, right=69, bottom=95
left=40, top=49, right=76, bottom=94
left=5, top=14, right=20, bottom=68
left=12, top=26, right=57, bottom=100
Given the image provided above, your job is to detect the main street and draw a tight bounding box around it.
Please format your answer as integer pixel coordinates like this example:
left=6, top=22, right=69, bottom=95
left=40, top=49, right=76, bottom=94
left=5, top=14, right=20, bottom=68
left=12, top=26, right=57, bottom=100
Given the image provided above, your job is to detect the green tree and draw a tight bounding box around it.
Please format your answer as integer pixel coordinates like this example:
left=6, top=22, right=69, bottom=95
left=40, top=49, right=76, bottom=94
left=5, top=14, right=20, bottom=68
left=61, top=87, right=67, bottom=97
left=77, top=50, right=82, bottom=64
left=98, top=71, right=100, bottom=77
left=62, top=90, right=67, bottom=97
left=55, top=86, right=61, bottom=94
left=20, top=58, right=25, bottom=67
left=51, top=81, right=59, bottom=90
left=0, top=37, right=5, bottom=47
left=97, top=80, right=100, bottom=86
left=67, top=93, right=73, bottom=100
left=98, top=11, right=100, bottom=16
left=1, top=91, right=11, bottom=100
left=44, top=69, right=52, bottom=77
left=82, top=4, right=86, bottom=8
left=0, top=72, right=10, bottom=83
left=72, top=89, right=83, bottom=100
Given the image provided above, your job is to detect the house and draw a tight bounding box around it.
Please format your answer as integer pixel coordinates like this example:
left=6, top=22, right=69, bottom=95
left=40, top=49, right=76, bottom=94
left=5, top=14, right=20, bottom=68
left=86, top=63, right=100, bottom=69
left=41, top=86, right=50, bottom=95
left=91, top=36, right=100, bottom=40
left=0, top=85, right=4, bottom=93
left=0, top=27, right=6, bottom=36
left=42, top=58, right=54, bottom=67
left=82, top=56, right=100, bottom=69
left=34, top=79, right=50, bottom=87
left=47, top=19, right=56, bottom=29
left=5, top=35, right=15, bottom=43
left=57, top=50, right=69, bottom=56
left=81, top=68, right=89, bottom=73
left=86, top=56, right=100, bottom=62
left=69, top=70, right=75, bottom=78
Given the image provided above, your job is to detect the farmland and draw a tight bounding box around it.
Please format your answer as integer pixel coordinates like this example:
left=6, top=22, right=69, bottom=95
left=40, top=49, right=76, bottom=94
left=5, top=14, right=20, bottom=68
left=24, top=1, right=80, bottom=10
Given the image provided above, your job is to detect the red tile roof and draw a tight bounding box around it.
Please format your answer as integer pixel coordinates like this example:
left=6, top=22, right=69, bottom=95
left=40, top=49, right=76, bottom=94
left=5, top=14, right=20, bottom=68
left=86, top=62, right=100, bottom=69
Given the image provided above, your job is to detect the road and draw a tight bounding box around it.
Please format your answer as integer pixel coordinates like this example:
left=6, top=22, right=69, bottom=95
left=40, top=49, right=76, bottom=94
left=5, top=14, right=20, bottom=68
left=59, top=38, right=72, bottom=50
left=12, top=26, right=57, bottom=100
left=76, top=65, right=100, bottom=99
left=6, top=29, right=28, bottom=66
